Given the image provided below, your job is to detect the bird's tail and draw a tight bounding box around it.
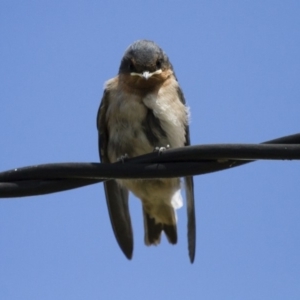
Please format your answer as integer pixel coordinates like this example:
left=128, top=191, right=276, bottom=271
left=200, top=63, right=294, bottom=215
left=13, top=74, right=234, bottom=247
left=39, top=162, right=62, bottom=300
left=142, top=190, right=183, bottom=245
left=143, top=208, right=177, bottom=245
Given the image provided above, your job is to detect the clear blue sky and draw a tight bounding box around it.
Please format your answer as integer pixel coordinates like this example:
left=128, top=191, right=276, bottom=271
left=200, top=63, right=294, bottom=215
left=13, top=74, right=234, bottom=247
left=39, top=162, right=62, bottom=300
left=1, top=1, right=300, bottom=299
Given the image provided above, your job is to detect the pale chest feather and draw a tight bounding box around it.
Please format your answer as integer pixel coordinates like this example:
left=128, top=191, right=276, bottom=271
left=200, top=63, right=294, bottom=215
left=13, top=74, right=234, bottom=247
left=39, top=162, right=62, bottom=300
left=105, top=82, right=188, bottom=162
left=143, top=83, right=188, bottom=148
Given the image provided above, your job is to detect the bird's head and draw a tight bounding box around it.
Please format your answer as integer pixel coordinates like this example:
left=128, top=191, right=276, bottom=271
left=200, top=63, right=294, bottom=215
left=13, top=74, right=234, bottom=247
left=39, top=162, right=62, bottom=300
left=119, top=40, right=173, bottom=90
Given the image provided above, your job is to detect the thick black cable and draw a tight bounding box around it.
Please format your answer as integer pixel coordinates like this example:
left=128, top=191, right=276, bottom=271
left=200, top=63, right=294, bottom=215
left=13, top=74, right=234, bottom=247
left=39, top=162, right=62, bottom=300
left=0, top=133, right=299, bottom=198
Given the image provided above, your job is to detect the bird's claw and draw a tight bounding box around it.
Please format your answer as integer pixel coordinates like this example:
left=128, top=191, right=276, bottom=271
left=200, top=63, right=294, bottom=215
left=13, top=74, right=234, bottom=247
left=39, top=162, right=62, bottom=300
left=117, top=154, right=129, bottom=163
left=154, top=144, right=170, bottom=155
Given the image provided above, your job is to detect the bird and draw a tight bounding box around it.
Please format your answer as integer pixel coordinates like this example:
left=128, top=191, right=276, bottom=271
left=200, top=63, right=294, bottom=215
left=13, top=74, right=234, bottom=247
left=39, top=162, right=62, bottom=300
left=97, top=40, right=196, bottom=263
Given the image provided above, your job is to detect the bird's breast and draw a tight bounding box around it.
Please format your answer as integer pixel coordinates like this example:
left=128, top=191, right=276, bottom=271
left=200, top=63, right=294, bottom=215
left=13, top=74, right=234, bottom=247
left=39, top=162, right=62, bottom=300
left=106, top=91, right=153, bottom=162
left=105, top=81, right=188, bottom=162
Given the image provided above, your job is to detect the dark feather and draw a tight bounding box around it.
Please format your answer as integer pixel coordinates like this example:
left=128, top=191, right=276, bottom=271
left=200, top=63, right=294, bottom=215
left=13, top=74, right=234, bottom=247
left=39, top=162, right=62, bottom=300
left=143, top=209, right=177, bottom=245
left=97, top=90, right=134, bottom=259
left=177, top=86, right=196, bottom=263
left=103, top=180, right=133, bottom=259
left=143, top=209, right=162, bottom=245
left=163, top=224, right=177, bottom=244
left=142, top=108, right=167, bottom=147
left=184, top=176, right=196, bottom=263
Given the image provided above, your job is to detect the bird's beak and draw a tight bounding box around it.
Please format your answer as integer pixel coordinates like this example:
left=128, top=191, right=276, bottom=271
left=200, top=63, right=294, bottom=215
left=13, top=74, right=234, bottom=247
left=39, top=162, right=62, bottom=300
left=142, top=71, right=150, bottom=80
left=130, top=69, right=162, bottom=80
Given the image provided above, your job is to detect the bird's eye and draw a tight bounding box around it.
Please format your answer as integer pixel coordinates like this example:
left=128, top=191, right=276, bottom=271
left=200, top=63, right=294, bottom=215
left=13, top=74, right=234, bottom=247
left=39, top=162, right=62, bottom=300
left=156, top=59, right=162, bottom=69
left=129, top=61, right=136, bottom=72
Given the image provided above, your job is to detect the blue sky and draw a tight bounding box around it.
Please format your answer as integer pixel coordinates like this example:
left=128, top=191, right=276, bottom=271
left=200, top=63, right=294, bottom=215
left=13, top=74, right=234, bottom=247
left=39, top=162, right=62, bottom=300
left=1, top=1, right=300, bottom=299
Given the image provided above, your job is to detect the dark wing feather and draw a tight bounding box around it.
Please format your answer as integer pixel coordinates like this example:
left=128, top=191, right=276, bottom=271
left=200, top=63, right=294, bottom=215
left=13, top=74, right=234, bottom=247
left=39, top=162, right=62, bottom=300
left=177, top=86, right=196, bottom=263
left=97, top=89, right=133, bottom=259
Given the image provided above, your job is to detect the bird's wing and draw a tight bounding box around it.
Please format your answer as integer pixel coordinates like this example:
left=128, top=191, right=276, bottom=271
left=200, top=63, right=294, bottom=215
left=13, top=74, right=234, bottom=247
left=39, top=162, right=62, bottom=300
left=97, top=89, right=133, bottom=259
left=177, top=86, right=196, bottom=263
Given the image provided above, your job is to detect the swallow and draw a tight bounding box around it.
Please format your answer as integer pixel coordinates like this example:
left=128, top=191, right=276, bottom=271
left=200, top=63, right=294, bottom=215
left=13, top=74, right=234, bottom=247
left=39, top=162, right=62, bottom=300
left=97, top=40, right=196, bottom=263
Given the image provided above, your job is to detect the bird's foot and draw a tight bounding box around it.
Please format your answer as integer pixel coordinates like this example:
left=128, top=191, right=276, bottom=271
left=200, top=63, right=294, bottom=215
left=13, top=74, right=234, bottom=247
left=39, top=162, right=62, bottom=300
left=117, top=154, right=129, bottom=163
left=154, top=144, right=170, bottom=155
